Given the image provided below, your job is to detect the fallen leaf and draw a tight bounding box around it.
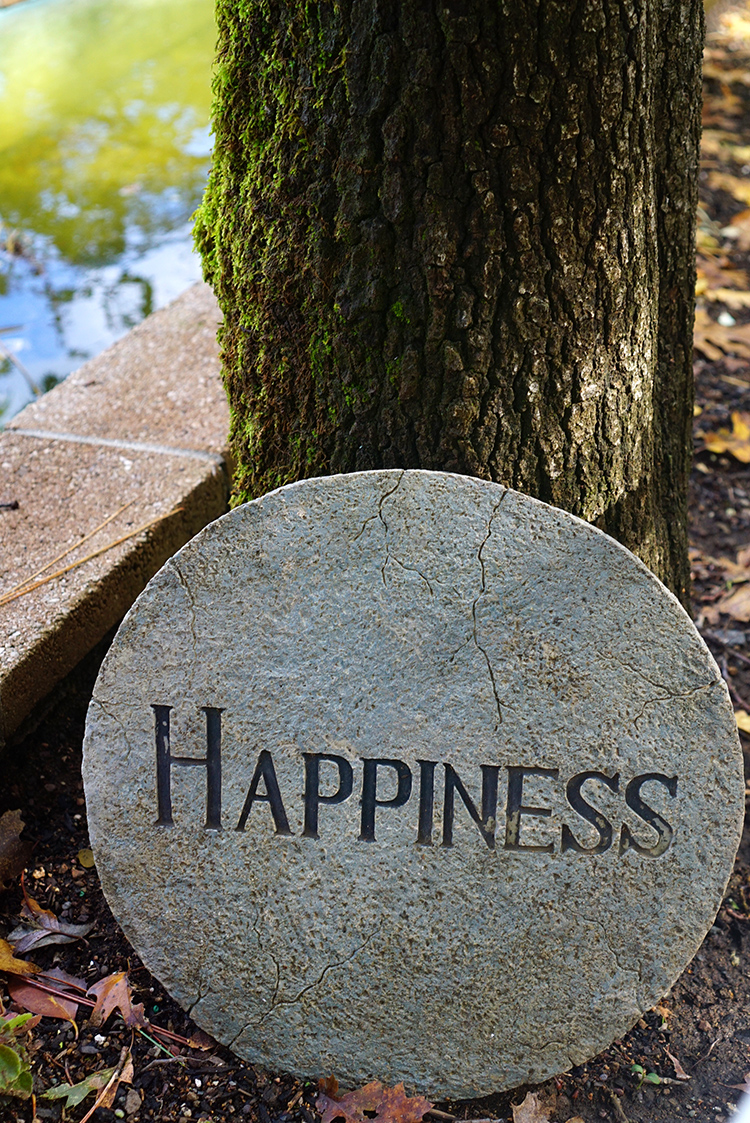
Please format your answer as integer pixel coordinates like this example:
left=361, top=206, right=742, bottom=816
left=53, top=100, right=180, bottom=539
left=694, top=308, right=750, bottom=361
left=188, top=1027, right=218, bottom=1050
left=708, top=172, right=750, bottom=206
left=696, top=252, right=750, bottom=294
left=664, top=1047, right=690, bottom=1081
left=511, top=1092, right=553, bottom=1123
left=0, top=811, right=32, bottom=887
left=0, top=1012, right=40, bottom=1036
left=700, top=411, right=750, bottom=462
left=702, top=128, right=741, bottom=158
left=0, top=938, right=39, bottom=976
left=708, top=582, right=750, bottom=623
left=736, top=710, right=750, bottom=733
left=722, top=208, right=750, bottom=252
left=87, top=971, right=148, bottom=1030
left=317, top=1080, right=433, bottom=1123
left=703, top=287, right=750, bottom=308
left=8, top=889, right=93, bottom=952
left=703, top=62, right=750, bottom=86
left=7, top=968, right=81, bottom=1027
left=717, top=10, right=750, bottom=39
left=77, top=849, right=95, bottom=869
left=43, top=1047, right=133, bottom=1112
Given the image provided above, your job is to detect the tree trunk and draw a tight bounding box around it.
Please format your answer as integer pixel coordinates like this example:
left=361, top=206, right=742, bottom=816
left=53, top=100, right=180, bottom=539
left=195, top=0, right=702, bottom=607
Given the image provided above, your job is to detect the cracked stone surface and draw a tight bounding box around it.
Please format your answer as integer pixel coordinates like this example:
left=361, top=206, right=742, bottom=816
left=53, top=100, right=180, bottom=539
left=82, top=470, right=744, bottom=1097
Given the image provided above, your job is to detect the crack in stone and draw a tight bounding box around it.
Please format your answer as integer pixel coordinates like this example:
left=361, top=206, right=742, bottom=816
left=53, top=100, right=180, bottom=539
left=470, top=493, right=507, bottom=729
left=229, top=923, right=383, bottom=1044
left=90, top=698, right=134, bottom=765
left=350, top=471, right=405, bottom=545
left=596, top=652, right=719, bottom=729
left=377, top=471, right=405, bottom=587
left=603, top=652, right=718, bottom=694
left=186, top=977, right=215, bottom=1017
left=170, top=558, right=198, bottom=662
left=631, top=682, right=716, bottom=730
left=387, top=553, right=434, bottom=595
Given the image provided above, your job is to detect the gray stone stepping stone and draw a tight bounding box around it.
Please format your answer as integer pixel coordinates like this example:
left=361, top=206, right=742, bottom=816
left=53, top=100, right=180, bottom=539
left=83, top=470, right=744, bottom=1097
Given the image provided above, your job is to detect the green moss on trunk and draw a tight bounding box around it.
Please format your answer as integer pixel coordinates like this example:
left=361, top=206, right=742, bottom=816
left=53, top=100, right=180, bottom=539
left=195, top=0, right=702, bottom=607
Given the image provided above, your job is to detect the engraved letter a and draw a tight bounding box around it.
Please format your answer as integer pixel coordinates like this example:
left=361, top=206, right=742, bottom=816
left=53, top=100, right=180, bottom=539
left=153, top=705, right=223, bottom=830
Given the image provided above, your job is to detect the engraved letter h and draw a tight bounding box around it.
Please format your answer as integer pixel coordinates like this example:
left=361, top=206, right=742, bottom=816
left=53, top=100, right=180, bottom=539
left=153, top=705, right=222, bottom=829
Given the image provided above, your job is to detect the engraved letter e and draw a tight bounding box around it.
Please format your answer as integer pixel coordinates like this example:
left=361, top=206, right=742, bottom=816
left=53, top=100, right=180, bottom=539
left=153, top=705, right=223, bottom=830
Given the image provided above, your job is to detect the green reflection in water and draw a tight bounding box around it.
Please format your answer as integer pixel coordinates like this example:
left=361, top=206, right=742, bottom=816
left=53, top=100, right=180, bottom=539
left=0, top=0, right=216, bottom=265
left=0, top=0, right=216, bottom=418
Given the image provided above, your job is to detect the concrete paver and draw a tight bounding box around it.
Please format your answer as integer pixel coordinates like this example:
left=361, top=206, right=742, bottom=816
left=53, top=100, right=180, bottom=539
left=0, top=284, right=230, bottom=743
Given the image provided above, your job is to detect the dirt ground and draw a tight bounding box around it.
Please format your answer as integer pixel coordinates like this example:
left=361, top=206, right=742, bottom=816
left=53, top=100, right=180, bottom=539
left=7, top=6, right=750, bottom=1123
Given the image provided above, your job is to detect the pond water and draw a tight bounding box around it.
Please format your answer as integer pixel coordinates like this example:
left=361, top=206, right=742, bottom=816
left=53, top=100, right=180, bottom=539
left=0, top=0, right=216, bottom=420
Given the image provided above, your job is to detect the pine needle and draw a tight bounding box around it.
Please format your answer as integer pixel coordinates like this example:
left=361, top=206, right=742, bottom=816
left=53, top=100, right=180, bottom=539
left=0, top=507, right=183, bottom=608
left=2, top=500, right=134, bottom=602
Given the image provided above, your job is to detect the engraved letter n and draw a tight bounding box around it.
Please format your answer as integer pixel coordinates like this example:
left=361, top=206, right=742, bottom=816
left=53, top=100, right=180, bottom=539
left=153, top=705, right=223, bottom=830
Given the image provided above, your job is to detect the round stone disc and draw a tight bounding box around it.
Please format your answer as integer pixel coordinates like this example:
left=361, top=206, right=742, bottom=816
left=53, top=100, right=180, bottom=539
left=82, top=470, right=743, bottom=1097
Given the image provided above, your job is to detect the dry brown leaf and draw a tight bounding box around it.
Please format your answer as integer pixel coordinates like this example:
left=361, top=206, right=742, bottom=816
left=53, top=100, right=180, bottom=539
left=703, top=62, right=750, bottom=85
left=188, top=1027, right=218, bottom=1050
left=87, top=971, right=148, bottom=1029
left=696, top=252, right=749, bottom=293
left=92, top=1048, right=134, bottom=1112
left=702, top=128, right=738, bottom=156
left=703, top=288, right=750, bottom=308
left=701, top=130, right=750, bottom=166
left=721, top=208, right=750, bottom=252
left=9, top=890, right=94, bottom=952
left=664, top=1047, right=690, bottom=1081
left=707, top=582, right=750, bottom=623
left=0, top=811, right=32, bottom=887
left=511, top=1092, right=553, bottom=1123
left=717, top=11, right=750, bottom=40
left=0, top=938, right=39, bottom=976
left=317, top=1079, right=433, bottom=1123
left=7, top=972, right=79, bottom=1027
left=694, top=308, right=750, bottom=360
left=703, top=94, right=745, bottom=129
left=700, top=411, right=750, bottom=462
left=690, top=546, right=750, bottom=584
left=708, top=171, right=750, bottom=206
left=735, top=710, right=750, bottom=733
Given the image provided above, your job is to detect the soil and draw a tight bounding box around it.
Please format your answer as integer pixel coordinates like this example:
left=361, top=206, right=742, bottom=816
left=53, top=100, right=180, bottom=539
left=6, top=8, right=750, bottom=1123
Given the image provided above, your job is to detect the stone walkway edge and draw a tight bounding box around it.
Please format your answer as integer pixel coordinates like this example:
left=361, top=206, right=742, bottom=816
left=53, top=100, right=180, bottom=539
left=0, top=282, right=230, bottom=746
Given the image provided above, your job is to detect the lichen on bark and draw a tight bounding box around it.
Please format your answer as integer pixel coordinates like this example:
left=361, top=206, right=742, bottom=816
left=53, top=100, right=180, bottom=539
left=195, top=0, right=702, bottom=606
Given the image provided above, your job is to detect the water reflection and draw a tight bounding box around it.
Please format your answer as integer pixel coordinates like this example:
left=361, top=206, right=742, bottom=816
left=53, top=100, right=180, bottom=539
left=0, top=0, right=215, bottom=419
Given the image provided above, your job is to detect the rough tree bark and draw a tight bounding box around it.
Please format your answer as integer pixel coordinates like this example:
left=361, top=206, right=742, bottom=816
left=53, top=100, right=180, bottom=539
left=195, top=0, right=702, bottom=607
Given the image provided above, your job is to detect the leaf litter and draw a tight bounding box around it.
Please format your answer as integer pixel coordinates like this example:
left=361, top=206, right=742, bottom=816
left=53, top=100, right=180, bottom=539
left=317, top=1078, right=433, bottom=1123
left=7, top=877, right=93, bottom=952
